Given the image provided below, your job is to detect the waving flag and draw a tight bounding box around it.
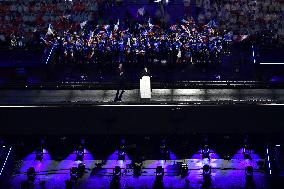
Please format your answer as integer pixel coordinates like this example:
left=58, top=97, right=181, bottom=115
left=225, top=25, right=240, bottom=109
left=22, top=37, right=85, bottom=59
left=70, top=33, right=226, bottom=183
left=47, top=24, right=54, bottom=35
left=87, top=30, right=94, bottom=40
left=181, top=25, right=187, bottom=30
left=148, top=18, right=154, bottom=29
left=80, top=21, right=87, bottom=29
left=170, top=25, right=177, bottom=31
left=224, top=31, right=233, bottom=41
left=104, top=25, right=110, bottom=31
left=137, top=7, right=145, bottom=16
left=206, top=20, right=218, bottom=28
left=233, top=35, right=249, bottom=42
left=114, top=19, right=120, bottom=31
left=127, top=37, right=131, bottom=47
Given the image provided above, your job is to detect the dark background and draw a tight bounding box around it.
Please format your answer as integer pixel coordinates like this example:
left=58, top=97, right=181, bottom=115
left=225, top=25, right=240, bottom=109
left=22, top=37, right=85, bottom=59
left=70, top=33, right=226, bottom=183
left=0, top=105, right=283, bottom=139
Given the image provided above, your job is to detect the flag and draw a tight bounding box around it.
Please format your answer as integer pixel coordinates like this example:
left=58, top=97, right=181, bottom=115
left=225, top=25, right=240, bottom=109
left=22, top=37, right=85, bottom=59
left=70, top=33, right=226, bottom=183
left=80, top=21, right=87, bottom=29
left=114, top=19, right=119, bottom=31
left=233, top=35, right=249, bottom=42
left=47, top=24, right=54, bottom=35
left=87, top=30, right=94, bottom=40
left=137, top=7, right=145, bottom=16
left=104, top=25, right=110, bottom=30
left=224, top=31, right=233, bottom=41
left=148, top=18, right=154, bottom=29
left=181, top=25, right=187, bottom=30
left=206, top=20, right=218, bottom=28
left=127, top=37, right=131, bottom=47
left=170, top=25, right=177, bottom=31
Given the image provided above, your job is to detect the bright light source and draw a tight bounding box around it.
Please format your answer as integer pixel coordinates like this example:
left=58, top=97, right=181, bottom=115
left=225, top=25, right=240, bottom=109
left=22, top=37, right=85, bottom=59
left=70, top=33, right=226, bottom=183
left=0, top=147, right=12, bottom=176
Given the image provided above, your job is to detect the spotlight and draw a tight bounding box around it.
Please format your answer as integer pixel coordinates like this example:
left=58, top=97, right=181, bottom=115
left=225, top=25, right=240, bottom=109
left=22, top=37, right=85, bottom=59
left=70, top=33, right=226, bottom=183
left=114, top=166, right=121, bottom=177
left=133, top=162, right=142, bottom=177
left=155, top=166, right=164, bottom=181
left=76, top=145, right=84, bottom=161
left=245, top=166, right=253, bottom=182
left=202, top=145, right=210, bottom=159
left=77, top=163, right=86, bottom=178
left=111, top=166, right=121, bottom=188
left=35, top=146, right=43, bottom=161
left=243, top=144, right=252, bottom=159
left=242, top=136, right=252, bottom=159
left=118, top=139, right=126, bottom=160
left=180, top=163, right=188, bottom=178
left=118, top=148, right=125, bottom=160
left=202, top=164, right=211, bottom=187
left=160, top=139, right=169, bottom=159
left=70, top=167, right=78, bottom=181
left=27, top=167, right=36, bottom=182
left=203, top=164, right=211, bottom=176
left=245, top=165, right=256, bottom=188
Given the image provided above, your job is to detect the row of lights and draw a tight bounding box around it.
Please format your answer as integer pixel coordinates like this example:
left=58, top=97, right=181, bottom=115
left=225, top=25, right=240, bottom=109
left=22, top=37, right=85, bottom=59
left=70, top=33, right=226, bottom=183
left=28, top=142, right=256, bottom=188
left=0, top=146, right=12, bottom=176
left=266, top=147, right=272, bottom=175
left=266, top=144, right=281, bottom=175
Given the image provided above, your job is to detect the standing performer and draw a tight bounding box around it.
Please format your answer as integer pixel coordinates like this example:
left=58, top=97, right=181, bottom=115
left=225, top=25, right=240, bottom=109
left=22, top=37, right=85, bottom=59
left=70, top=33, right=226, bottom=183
left=114, top=63, right=125, bottom=102
left=141, top=66, right=151, bottom=77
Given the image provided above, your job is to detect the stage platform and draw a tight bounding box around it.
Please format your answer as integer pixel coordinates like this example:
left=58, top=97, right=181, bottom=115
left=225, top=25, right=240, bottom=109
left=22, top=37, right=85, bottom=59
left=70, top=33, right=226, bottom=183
left=1, top=88, right=284, bottom=105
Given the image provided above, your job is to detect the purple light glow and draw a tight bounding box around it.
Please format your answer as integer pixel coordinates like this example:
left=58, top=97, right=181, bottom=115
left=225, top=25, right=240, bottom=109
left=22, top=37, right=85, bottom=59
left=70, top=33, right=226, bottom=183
left=103, top=150, right=131, bottom=169
left=169, top=150, right=177, bottom=160
left=84, top=149, right=95, bottom=160
left=21, top=149, right=52, bottom=173
left=106, top=150, right=130, bottom=161
left=191, top=149, right=220, bottom=159
left=232, top=148, right=261, bottom=160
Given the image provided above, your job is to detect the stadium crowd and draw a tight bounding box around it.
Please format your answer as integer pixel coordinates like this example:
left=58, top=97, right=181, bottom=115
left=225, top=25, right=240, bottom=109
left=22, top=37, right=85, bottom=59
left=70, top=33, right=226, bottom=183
left=0, top=0, right=283, bottom=49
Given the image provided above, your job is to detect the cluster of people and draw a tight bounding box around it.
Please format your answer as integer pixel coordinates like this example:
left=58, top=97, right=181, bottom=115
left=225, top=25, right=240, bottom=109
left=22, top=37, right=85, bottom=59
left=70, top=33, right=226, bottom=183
left=42, top=16, right=232, bottom=68
left=0, top=0, right=283, bottom=49
left=0, top=0, right=108, bottom=48
left=196, top=0, right=284, bottom=37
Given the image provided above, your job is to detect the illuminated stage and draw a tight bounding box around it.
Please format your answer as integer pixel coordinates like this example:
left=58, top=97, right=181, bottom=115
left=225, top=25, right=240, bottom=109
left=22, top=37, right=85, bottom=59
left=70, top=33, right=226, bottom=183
left=1, top=88, right=284, bottom=105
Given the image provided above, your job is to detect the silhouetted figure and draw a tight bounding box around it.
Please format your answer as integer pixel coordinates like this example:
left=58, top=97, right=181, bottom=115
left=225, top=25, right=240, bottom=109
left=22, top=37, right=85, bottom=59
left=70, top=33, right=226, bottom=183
left=140, top=67, right=151, bottom=77
left=114, top=63, right=125, bottom=102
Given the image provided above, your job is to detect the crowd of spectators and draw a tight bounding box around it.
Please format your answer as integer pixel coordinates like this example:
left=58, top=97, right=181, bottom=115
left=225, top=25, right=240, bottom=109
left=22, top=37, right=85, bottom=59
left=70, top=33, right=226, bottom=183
left=0, top=0, right=106, bottom=48
left=195, top=0, right=284, bottom=37
left=0, top=0, right=283, bottom=48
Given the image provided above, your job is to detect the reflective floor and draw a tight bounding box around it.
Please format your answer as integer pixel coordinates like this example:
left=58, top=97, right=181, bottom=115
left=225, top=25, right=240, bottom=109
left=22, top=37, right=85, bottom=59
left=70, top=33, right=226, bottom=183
left=1, top=89, right=284, bottom=105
